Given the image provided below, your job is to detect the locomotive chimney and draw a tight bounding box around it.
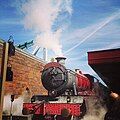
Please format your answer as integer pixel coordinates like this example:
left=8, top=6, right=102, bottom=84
left=55, top=57, right=66, bottom=66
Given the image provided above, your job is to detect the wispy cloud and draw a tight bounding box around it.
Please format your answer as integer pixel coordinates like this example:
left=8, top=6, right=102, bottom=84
left=65, top=10, right=120, bottom=80
left=64, top=10, right=120, bottom=55
left=0, top=19, right=22, bottom=25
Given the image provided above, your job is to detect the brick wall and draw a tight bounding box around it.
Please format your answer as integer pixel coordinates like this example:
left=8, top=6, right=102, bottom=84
left=0, top=39, right=47, bottom=98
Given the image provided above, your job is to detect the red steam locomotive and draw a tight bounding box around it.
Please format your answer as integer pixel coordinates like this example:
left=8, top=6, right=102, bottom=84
left=22, top=57, right=98, bottom=120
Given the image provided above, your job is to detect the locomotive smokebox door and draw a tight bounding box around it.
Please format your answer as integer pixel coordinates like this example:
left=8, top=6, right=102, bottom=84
left=41, top=61, right=68, bottom=96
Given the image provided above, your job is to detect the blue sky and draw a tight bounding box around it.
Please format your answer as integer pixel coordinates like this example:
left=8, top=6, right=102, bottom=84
left=0, top=0, right=120, bottom=83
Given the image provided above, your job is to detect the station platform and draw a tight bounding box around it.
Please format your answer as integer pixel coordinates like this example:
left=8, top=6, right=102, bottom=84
left=88, top=48, right=120, bottom=93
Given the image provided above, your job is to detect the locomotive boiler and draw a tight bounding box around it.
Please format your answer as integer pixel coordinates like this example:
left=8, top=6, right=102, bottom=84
left=22, top=57, right=96, bottom=120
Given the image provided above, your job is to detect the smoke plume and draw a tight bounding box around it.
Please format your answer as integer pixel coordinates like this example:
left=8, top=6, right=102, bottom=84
left=82, top=97, right=106, bottom=120
left=21, top=0, right=72, bottom=56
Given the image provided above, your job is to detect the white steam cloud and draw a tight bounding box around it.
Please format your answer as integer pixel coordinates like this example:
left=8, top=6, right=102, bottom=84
left=21, top=0, right=72, bottom=56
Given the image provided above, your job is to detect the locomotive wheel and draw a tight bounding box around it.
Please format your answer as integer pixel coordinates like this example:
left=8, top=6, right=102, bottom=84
left=56, top=115, right=74, bottom=120
left=55, top=115, right=80, bottom=120
left=44, top=115, right=54, bottom=120
left=104, top=111, right=117, bottom=120
left=32, top=114, right=44, bottom=120
left=104, top=99, right=120, bottom=120
left=32, top=114, right=54, bottom=120
left=104, top=111, right=120, bottom=120
left=80, top=100, right=87, bottom=118
left=104, top=112, right=112, bottom=120
left=73, top=116, right=81, bottom=120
